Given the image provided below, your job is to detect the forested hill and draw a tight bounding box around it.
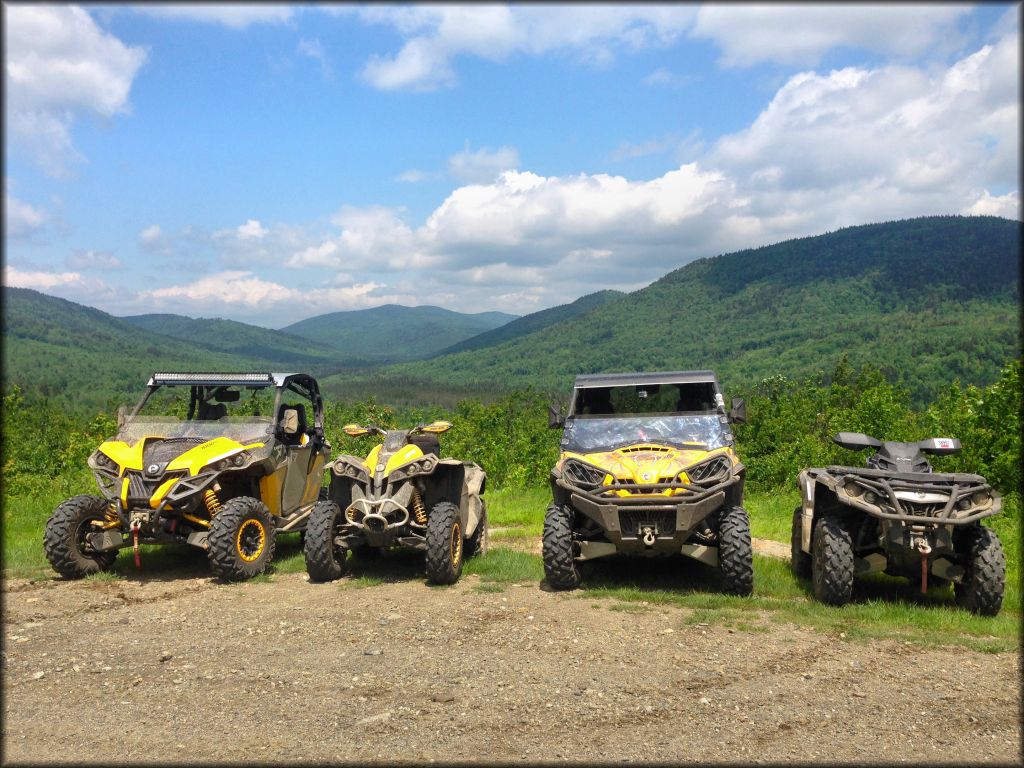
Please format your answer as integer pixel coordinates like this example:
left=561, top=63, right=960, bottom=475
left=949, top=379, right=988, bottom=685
left=3, top=288, right=260, bottom=407
left=320, top=216, right=1021, bottom=404
left=436, top=290, right=625, bottom=356
left=280, top=304, right=517, bottom=362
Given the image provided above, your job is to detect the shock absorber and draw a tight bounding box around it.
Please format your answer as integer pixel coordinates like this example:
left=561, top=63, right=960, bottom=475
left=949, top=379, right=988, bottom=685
left=203, top=487, right=223, bottom=516
left=412, top=488, right=427, bottom=525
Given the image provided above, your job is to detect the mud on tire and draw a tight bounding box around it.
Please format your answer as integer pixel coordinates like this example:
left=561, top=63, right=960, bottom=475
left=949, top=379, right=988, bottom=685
left=790, top=505, right=812, bottom=579
left=208, top=496, right=275, bottom=581
left=43, top=495, right=118, bottom=579
left=717, top=505, right=754, bottom=596
left=542, top=502, right=581, bottom=590
left=304, top=500, right=348, bottom=582
left=812, top=516, right=854, bottom=605
left=425, top=501, right=463, bottom=585
left=954, top=526, right=1005, bottom=616
left=464, top=502, right=489, bottom=559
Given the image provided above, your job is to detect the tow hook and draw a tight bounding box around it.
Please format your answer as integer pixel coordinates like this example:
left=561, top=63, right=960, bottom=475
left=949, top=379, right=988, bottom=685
left=913, top=537, right=932, bottom=594
left=130, top=520, right=141, bottom=569
left=640, top=526, right=656, bottom=547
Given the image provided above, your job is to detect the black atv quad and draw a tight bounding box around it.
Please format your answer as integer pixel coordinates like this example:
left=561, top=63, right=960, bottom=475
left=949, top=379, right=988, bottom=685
left=792, top=432, right=1005, bottom=615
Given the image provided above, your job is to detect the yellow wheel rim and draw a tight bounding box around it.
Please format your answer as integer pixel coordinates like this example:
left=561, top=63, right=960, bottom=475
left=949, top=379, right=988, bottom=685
left=450, top=521, right=462, bottom=565
left=236, top=519, right=266, bottom=563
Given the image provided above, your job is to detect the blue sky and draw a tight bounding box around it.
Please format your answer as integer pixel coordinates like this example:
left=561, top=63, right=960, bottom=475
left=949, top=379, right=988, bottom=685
left=4, top=3, right=1020, bottom=327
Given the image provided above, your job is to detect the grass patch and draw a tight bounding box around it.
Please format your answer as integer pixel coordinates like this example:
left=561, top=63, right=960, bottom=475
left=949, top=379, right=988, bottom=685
left=463, top=547, right=543, bottom=583
left=344, top=575, right=385, bottom=589
left=486, top=485, right=547, bottom=535
left=471, top=582, right=505, bottom=594
left=746, top=488, right=801, bottom=542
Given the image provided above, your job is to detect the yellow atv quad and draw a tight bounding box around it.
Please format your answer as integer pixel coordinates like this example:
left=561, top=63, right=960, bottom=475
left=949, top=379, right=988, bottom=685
left=43, top=372, right=330, bottom=581
left=544, top=371, right=752, bottom=594
left=303, top=421, right=487, bottom=585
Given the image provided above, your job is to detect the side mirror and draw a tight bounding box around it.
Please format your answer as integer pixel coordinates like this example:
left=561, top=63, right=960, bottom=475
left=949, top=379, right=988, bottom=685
left=728, top=397, right=747, bottom=424
left=343, top=424, right=370, bottom=437
left=548, top=404, right=565, bottom=429
left=421, top=420, right=453, bottom=434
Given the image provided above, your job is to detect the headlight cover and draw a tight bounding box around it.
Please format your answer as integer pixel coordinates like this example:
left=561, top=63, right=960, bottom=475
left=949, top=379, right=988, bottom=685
left=682, top=455, right=731, bottom=486
left=562, top=459, right=608, bottom=489
left=389, top=455, right=438, bottom=481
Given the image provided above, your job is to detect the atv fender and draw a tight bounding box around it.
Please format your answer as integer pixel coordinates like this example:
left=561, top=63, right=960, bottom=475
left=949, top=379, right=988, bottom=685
left=430, top=460, right=486, bottom=537
left=798, top=469, right=822, bottom=554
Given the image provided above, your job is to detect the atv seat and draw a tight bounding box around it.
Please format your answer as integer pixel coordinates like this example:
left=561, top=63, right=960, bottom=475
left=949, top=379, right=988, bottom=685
left=408, top=432, right=440, bottom=457
left=278, top=404, right=308, bottom=447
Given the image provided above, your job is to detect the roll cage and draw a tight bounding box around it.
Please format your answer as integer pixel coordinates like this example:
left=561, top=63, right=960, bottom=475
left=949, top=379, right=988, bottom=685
left=125, top=371, right=326, bottom=441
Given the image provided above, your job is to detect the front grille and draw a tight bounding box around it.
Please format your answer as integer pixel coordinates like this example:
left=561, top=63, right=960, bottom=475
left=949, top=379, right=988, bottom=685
left=143, top=438, right=205, bottom=465
left=124, top=470, right=184, bottom=505
left=619, top=510, right=677, bottom=538
left=899, top=500, right=947, bottom=517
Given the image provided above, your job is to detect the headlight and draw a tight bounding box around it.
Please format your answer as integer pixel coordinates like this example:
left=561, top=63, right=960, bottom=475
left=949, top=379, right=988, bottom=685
left=844, top=481, right=863, bottom=497
left=92, top=452, right=119, bottom=473
left=972, top=490, right=991, bottom=505
left=957, top=497, right=972, bottom=511
left=331, top=457, right=369, bottom=481
left=562, top=459, right=608, bottom=488
left=863, top=491, right=877, bottom=505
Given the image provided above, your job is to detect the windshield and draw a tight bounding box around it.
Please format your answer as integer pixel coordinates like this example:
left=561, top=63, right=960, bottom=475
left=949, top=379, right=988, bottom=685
left=117, top=416, right=274, bottom=445
left=562, top=414, right=731, bottom=453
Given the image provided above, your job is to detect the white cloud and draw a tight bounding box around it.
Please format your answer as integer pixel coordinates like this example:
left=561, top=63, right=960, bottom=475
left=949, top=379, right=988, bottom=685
left=297, top=37, right=332, bottom=78
left=355, top=6, right=695, bottom=90
left=447, top=144, right=520, bottom=184
left=138, top=224, right=163, bottom=247
left=4, top=5, right=147, bottom=177
left=642, top=68, right=696, bottom=88
left=691, top=4, right=971, bottom=67
left=234, top=219, right=268, bottom=239
left=963, top=191, right=1020, bottom=219
left=133, top=5, right=294, bottom=29
left=4, top=266, right=111, bottom=299
left=67, top=249, right=121, bottom=270
left=5, top=193, right=46, bottom=238
left=395, top=169, right=434, bottom=183
left=135, top=271, right=413, bottom=322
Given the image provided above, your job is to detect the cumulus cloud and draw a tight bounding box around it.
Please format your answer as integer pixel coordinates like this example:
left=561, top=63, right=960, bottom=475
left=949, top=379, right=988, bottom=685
left=447, top=144, right=520, bottom=184
left=5, top=193, right=46, bottom=238
left=233, top=219, right=268, bottom=239
left=691, top=4, right=971, bottom=67
left=4, top=5, right=147, bottom=176
left=135, top=271, right=414, bottom=322
left=354, top=6, right=695, bottom=90
left=138, top=224, right=164, bottom=247
left=67, top=249, right=122, bottom=270
left=4, top=266, right=112, bottom=299
left=133, top=5, right=294, bottom=29
left=963, top=191, right=1020, bottom=219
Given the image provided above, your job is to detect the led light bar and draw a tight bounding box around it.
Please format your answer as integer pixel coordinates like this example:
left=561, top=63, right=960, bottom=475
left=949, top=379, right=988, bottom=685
left=149, top=372, right=275, bottom=387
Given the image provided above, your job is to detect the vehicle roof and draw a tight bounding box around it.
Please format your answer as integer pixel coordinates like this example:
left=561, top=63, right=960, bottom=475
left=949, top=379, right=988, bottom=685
left=572, top=370, right=719, bottom=388
left=148, top=372, right=302, bottom=388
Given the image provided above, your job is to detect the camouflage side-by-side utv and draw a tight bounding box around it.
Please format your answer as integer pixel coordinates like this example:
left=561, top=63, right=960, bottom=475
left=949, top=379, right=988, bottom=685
left=43, top=372, right=330, bottom=581
left=543, top=371, right=752, bottom=594
left=303, top=420, right=487, bottom=585
left=793, top=432, right=1006, bottom=615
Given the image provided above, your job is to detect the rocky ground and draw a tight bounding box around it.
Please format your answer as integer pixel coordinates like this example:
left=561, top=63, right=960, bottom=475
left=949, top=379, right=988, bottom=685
left=2, top=550, right=1020, bottom=765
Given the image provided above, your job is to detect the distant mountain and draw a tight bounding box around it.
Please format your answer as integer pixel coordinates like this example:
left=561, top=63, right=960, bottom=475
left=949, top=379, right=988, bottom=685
left=121, top=313, right=348, bottom=367
left=436, top=290, right=625, bottom=357
left=319, top=216, right=1021, bottom=405
left=280, top=304, right=517, bottom=363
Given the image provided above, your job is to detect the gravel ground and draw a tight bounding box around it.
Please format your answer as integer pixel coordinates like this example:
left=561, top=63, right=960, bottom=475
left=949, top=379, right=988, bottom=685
left=2, top=555, right=1020, bottom=765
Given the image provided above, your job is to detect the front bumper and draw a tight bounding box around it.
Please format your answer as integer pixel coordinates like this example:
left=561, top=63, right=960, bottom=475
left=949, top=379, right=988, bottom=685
left=557, top=475, right=733, bottom=553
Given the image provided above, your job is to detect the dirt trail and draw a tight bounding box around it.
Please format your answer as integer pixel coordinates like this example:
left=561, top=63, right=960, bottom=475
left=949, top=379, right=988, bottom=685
left=3, top=557, right=1019, bottom=765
